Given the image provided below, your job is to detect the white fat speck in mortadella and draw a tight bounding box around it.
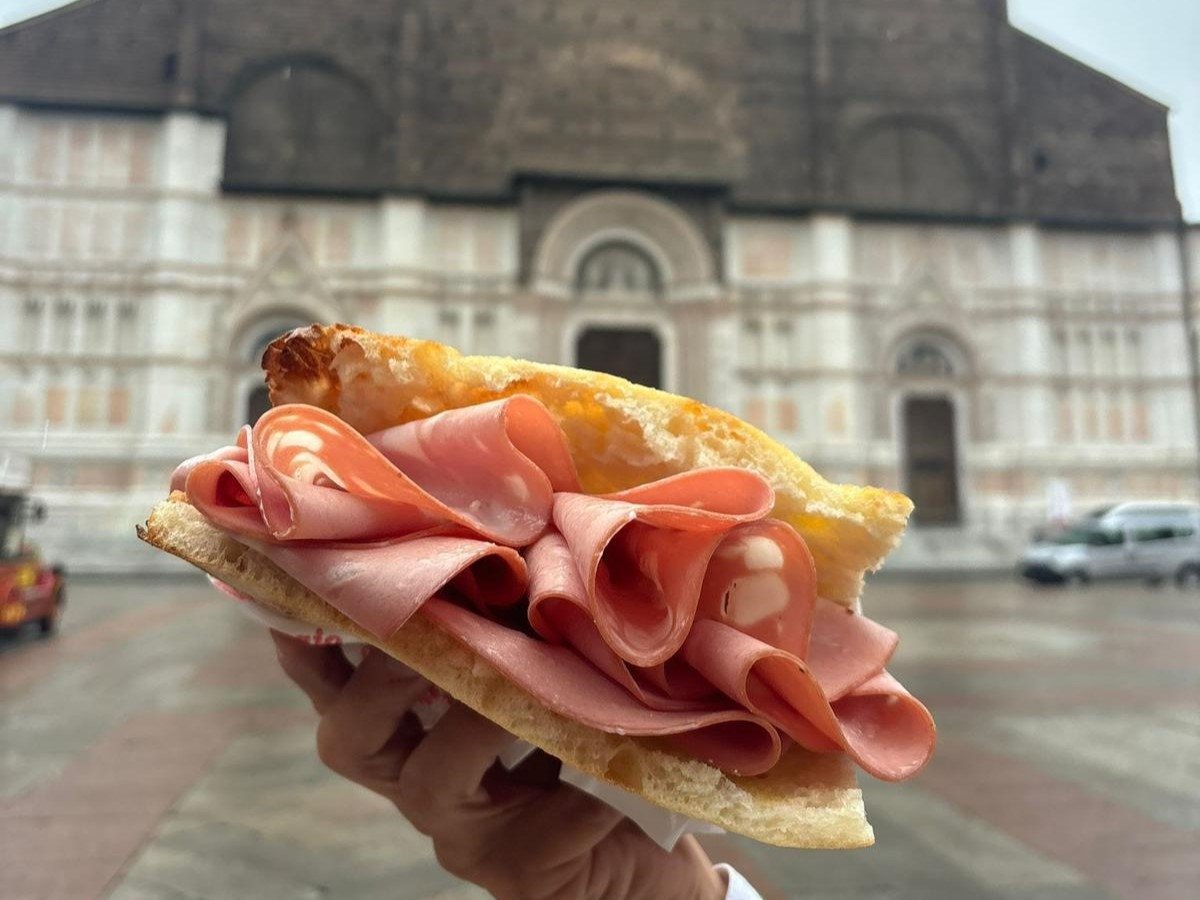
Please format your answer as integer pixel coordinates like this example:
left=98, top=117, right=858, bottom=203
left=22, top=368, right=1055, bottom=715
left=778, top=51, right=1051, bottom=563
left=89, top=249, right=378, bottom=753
left=722, top=571, right=790, bottom=627
left=718, top=534, right=785, bottom=571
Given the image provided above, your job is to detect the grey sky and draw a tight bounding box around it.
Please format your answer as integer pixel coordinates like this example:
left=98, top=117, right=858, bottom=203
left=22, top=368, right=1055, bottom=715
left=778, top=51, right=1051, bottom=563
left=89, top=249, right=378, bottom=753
left=2, top=0, right=1197, bottom=220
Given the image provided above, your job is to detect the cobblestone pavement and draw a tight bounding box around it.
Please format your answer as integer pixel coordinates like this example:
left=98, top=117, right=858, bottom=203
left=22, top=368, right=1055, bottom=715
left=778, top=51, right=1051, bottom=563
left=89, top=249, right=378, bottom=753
left=1, top=574, right=1197, bottom=899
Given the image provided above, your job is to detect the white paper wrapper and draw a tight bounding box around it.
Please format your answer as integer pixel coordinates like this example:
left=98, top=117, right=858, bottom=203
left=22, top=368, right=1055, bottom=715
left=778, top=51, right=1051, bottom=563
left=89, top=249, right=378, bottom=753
left=215, top=577, right=725, bottom=850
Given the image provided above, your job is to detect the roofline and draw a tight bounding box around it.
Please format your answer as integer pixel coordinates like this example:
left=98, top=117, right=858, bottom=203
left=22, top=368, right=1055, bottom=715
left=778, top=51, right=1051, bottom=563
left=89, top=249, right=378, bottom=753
left=726, top=202, right=1182, bottom=232
left=4, top=97, right=172, bottom=117
left=0, top=0, right=105, bottom=36
left=1009, top=28, right=1172, bottom=113
left=511, top=171, right=731, bottom=196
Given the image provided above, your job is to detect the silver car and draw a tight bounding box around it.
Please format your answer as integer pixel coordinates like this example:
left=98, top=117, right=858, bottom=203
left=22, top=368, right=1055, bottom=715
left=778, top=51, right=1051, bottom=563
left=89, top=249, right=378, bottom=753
left=1020, top=502, right=1200, bottom=586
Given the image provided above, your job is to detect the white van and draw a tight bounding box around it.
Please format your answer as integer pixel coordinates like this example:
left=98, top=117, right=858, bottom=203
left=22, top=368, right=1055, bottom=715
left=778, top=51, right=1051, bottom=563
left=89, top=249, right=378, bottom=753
left=1020, top=502, right=1200, bottom=586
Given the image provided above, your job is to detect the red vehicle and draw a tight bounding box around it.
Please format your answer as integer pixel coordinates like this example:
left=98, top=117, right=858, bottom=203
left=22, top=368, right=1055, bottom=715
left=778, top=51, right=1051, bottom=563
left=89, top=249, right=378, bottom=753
left=0, top=455, right=64, bottom=636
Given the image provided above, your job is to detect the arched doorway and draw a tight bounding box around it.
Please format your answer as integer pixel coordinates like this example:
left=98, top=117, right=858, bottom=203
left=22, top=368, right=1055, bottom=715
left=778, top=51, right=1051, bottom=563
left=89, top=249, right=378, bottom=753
left=894, top=334, right=967, bottom=526
left=575, top=327, right=663, bottom=389
left=571, top=239, right=667, bottom=389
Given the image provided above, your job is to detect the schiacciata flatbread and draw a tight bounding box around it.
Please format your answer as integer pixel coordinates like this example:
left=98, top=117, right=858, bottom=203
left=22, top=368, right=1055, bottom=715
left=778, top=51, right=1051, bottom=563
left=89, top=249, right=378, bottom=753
left=138, top=324, right=933, bottom=849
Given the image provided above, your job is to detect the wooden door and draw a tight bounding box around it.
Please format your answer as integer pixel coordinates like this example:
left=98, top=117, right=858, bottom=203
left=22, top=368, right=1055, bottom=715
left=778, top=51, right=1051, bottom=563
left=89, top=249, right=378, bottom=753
left=575, top=327, right=662, bottom=389
left=903, top=396, right=961, bottom=525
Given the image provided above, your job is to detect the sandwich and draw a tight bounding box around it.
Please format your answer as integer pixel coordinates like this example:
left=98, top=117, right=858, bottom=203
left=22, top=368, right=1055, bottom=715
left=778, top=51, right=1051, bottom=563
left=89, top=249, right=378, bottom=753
left=138, top=323, right=934, bottom=849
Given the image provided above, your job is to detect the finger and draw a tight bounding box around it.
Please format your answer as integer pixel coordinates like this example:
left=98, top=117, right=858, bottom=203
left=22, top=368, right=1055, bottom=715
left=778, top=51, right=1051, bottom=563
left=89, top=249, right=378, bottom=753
left=270, top=630, right=353, bottom=714
left=317, top=647, right=431, bottom=767
left=510, top=781, right=625, bottom=865
left=397, top=703, right=519, bottom=825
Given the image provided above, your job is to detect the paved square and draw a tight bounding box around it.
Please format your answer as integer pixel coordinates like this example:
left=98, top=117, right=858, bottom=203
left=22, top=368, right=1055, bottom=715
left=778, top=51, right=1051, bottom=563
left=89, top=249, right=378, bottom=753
left=1, top=575, right=1196, bottom=899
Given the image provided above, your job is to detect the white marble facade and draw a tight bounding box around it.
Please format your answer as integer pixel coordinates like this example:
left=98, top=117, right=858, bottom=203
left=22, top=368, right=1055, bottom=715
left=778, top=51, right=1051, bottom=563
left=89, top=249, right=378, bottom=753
left=2, top=106, right=1197, bottom=570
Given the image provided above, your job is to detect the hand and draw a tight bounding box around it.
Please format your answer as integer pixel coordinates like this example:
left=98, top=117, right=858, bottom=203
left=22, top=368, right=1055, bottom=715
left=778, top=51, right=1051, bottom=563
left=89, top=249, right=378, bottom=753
left=271, top=632, right=727, bottom=900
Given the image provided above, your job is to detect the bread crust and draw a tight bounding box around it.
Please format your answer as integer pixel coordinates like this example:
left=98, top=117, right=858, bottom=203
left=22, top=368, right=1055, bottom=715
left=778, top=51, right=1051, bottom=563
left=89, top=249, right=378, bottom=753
left=138, top=497, right=873, bottom=848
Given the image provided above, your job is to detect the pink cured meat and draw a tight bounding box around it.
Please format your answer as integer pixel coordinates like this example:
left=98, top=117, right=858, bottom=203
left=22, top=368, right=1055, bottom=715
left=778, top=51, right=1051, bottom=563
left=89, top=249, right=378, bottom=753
left=534, top=509, right=935, bottom=781
left=169, top=436, right=249, bottom=493
left=242, top=535, right=528, bottom=639
left=422, top=596, right=784, bottom=776
left=550, top=469, right=775, bottom=667
left=181, top=399, right=576, bottom=546
left=178, top=397, right=936, bottom=782
left=525, top=532, right=721, bottom=712
left=681, top=611, right=936, bottom=781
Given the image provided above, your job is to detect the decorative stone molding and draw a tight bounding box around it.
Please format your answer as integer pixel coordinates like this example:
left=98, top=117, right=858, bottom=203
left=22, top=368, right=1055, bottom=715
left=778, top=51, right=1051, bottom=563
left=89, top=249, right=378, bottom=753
left=531, top=190, right=716, bottom=300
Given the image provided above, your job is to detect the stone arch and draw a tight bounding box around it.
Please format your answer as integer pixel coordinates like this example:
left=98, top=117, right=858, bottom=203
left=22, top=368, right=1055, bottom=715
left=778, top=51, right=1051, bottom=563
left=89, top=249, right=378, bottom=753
left=223, top=56, right=385, bottom=193
left=533, top=191, right=715, bottom=297
left=888, top=328, right=975, bottom=381
left=844, top=117, right=981, bottom=213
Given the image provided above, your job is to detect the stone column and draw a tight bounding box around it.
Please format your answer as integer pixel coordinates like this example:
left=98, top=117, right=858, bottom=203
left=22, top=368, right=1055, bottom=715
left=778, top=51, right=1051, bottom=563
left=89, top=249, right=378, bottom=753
left=1009, top=223, right=1052, bottom=447
left=144, top=113, right=224, bottom=445
left=377, top=197, right=431, bottom=334
left=0, top=106, right=16, bottom=264
left=809, top=214, right=861, bottom=476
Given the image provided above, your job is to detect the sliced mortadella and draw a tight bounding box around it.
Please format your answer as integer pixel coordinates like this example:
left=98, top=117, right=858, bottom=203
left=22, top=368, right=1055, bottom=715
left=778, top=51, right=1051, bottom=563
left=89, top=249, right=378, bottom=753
left=169, top=441, right=249, bottom=493
left=185, top=458, right=271, bottom=539
left=526, top=532, right=722, bottom=711
left=833, top=670, right=936, bottom=780
left=681, top=619, right=936, bottom=781
left=247, top=404, right=557, bottom=545
left=239, top=536, right=528, bottom=639
left=525, top=531, right=590, bottom=642
left=421, top=596, right=784, bottom=776
left=631, top=658, right=718, bottom=703
left=807, top=598, right=900, bottom=701
left=552, top=469, right=775, bottom=667
left=369, top=395, right=581, bottom=510
left=696, top=519, right=818, bottom=659
left=182, top=415, right=440, bottom=542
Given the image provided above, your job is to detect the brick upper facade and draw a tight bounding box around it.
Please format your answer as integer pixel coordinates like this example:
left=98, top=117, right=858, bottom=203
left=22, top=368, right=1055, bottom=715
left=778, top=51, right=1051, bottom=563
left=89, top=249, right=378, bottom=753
left=0, top=0, right=1180, bottom=224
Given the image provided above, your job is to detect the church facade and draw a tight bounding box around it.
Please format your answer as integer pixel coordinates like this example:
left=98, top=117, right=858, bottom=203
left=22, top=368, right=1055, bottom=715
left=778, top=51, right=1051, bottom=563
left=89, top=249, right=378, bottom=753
left=0, top=0, right=1196, bottom=570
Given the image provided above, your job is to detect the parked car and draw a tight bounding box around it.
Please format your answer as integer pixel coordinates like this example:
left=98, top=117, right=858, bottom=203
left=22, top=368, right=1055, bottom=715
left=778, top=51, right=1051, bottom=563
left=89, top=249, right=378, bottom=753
left=1020, top=502, right=1200, bottom=586
left=0, top=454, right=65, bottom=635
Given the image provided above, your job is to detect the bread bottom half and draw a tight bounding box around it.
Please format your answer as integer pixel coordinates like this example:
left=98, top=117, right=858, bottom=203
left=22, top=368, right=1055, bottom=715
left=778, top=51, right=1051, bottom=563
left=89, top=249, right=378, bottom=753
left=138, top=495, right=873, bottom=849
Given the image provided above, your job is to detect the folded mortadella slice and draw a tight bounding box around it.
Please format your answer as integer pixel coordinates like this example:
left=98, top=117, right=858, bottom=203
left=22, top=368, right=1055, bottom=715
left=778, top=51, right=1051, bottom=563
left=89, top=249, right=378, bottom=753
left=369, top=393, right=581, bottom=503
left=695, top=519, right=818, bottom=659
left=805, top=597, right=900, bottom=700
left=181, top=414, right=441, bottom=542
left=681, top=617, right=936, bottom=781
left=169, top=434, right=249, bottom=493
left=238, top=535, right=528, bottom=639
left=190, top=401, right=570, bottom=545
left=551, top=469, right=775, bottom=667
left=422, top=595, right=784, bottom=776
left=526, top=532, right=723, bottom=711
